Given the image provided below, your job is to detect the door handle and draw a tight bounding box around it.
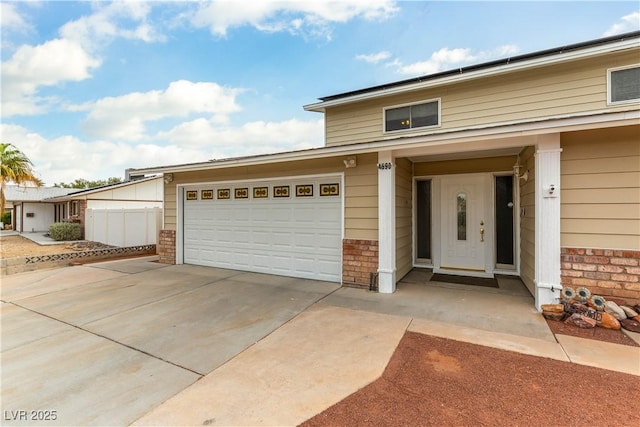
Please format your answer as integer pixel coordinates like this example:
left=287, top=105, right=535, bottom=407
left=480, top=220, right=485, bottom=242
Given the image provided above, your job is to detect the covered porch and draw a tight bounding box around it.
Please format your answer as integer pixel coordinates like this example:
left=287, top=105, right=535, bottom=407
left=375, top=131, right=563, bottom=311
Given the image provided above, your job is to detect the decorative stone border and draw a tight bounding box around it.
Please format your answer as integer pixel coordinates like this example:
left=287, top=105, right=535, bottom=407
left=1, top=244, right=157, bottom=276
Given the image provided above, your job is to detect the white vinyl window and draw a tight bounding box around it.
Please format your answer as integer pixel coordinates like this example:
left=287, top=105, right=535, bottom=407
left=384, top=99, right=440, bottom=132
left=608, top=64, right=640, bottom=105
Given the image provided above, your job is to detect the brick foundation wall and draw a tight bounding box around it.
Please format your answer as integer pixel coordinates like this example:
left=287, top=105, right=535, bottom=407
left=342, top=239, right=378, bottom=290
left=561, top=247, right=640, bottom=306
left=75, top=199, right=87, bottom=239
left=158, top=229, right=176, bottom=264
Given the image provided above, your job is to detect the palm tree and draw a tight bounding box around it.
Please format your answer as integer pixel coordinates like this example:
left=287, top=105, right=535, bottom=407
left=0, top=143, right=43, bottom=223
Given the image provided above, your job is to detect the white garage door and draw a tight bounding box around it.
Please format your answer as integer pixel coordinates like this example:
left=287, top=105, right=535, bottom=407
left=182, top=176, right=342, bottom=282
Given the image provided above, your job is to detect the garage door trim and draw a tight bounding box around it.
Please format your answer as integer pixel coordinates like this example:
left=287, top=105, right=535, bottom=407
left=176, top=173, right=344, bottom=281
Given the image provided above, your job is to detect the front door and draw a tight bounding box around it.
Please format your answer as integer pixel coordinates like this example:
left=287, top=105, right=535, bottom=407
left=439, top=174, right=489, bottom=276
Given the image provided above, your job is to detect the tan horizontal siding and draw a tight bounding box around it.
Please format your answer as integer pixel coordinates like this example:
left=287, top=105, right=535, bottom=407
left=561, top=125, right=640, bottom=250
left=344, top=153, right=378, bottom=240
left=561, top=172, right=640, bottom=189
left=519, top=146, right=536, bottom=296
left=345, top=196, right=377, bottom=208
left=325, top=49, right=639, bottom=147
left=560, top=234, right=640, bottom=250
left=561, top=218, right=639, bottom=235
left=562, top=204, right=639, bottom=219
left=562, top=188, right=640, bottom=204
left=562, top=158, right=639, bottom=174
left=325, top=106, right=380, bottom=146
left=344, top=218, right=378, bottom=237
left=396, top=158, right=413, bottom=280
left=164, top=184, right=177, bottom=230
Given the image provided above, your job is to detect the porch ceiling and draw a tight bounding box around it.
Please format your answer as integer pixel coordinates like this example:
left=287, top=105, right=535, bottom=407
left=407, top=146, right=523, bottom=163
left=394, top=134, right=536, bottom=161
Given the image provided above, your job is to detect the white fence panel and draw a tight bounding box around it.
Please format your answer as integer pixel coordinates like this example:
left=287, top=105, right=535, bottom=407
left=85, top=207, right=161, bottom=246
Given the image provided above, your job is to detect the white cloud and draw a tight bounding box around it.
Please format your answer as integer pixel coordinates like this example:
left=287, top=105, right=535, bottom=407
left=356, top=51, right=391, bottom=64
left=158, top=117, right=324, bottom=157
left=189, top=0, right=398, bottom=39
left=1, top=1, right=169, bottom=117
left=603, top=11, right=640, bottom=36
left=1, top=2, right=33, bottom=33
left=76, top=80, right=244, bottom=141
left=0, top=117, right=324, bottom=185
left=59, top=0, right=166, bottom=50
left=0, top=123, right=213, bottom=184
left=1, top=38, right=101, bottom=116
left=395, top=44, right=520, bottom=76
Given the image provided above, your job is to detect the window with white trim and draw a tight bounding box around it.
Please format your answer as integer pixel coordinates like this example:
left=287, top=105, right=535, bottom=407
left=384, top=99, right=440, bottom=132
left=608, top=64, right=640, bottom=104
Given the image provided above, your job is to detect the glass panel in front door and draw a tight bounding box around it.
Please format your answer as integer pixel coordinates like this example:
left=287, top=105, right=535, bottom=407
left=416, top=180, right=432, bottom=260
left=495, top=175, right=515, bottom=266
left=457, top=193, right=467, bottom=241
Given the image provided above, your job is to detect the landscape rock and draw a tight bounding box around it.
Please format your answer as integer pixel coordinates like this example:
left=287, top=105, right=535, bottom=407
left=541, top=304, right=564, bottom=313
left=620, top=306, right=639, bottom=318
left=597, top=312, right=621, bottom=330
left=542, top=311, right=565, bottom=321
left=606, top=298, right=627, bottom=306
left=564, top=313, right=596, bottom=329
left=620, top=319, right=640, bottom=333
left=568, top=302, right=589, bottom=313
left=632, top=304, right=640, bottom=313
left=604, top=301, right=627, bottom=321
left=633, top=315, right=640, bottom=323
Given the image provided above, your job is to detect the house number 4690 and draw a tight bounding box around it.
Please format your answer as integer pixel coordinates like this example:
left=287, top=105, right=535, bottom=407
left=377, top=162, right=393, bottom=170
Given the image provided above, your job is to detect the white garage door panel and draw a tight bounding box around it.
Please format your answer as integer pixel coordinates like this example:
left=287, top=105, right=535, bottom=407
left=183, top=177, right=342, bottom=282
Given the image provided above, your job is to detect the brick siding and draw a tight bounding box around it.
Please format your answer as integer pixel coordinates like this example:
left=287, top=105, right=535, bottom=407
left=158, top=229, right=176, bottom=264
left=561, top=247, right=640, bottom=305
left=342, top=239, right=378, bottom=290
left=76, top=199, right=87, bottom=239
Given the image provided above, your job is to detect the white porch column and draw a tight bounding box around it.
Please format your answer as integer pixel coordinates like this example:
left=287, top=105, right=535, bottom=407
left=378, top=151, right=396, bottom=293
left=534, top=133, right=562, bottom=310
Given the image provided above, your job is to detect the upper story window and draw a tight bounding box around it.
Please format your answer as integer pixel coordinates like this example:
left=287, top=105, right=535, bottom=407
left=384, top=99, right=440, bottom=133
left=608, top=64, right=640, bottom=105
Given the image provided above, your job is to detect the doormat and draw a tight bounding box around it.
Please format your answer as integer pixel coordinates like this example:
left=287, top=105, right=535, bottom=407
left=430, top=273, right=498, bottom=288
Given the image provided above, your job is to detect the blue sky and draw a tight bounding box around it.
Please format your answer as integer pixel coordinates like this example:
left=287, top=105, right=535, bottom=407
left=1, top=1, right=639, bottom=185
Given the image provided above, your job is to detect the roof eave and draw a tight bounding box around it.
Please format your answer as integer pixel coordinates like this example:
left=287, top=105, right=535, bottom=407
left=129, top=110, right=639, bottom=176
left=44, top=176, right=161, bottom=201
left=303, top=33, right=640, bottom=113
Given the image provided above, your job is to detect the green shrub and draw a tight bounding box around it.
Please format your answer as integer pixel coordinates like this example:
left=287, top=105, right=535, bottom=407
left=1, top=211, right=11, bottom=225
left=49, top=222, right=82, bottom=241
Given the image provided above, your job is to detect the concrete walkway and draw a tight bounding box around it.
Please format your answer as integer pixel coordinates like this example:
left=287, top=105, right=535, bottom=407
left=4, top=230, right=67, bottom=245
left=1, top=259, right=638, bottom=426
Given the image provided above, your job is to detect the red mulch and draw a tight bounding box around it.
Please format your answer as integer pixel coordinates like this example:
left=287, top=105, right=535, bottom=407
left=301, top=332, right=640, bottom=427
left=546, top=319, right=639, bottom=347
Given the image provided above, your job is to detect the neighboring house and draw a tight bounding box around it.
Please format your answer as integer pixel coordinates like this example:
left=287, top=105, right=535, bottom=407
left=130, top=32, right=640, bottom=309
left=46, top=176, right=163, bottom=245
left=4, top=186, right=78, bottom=232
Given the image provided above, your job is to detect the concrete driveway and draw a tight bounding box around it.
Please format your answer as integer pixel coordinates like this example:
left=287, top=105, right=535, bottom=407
left=2, top=257, right=363, bottom=426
